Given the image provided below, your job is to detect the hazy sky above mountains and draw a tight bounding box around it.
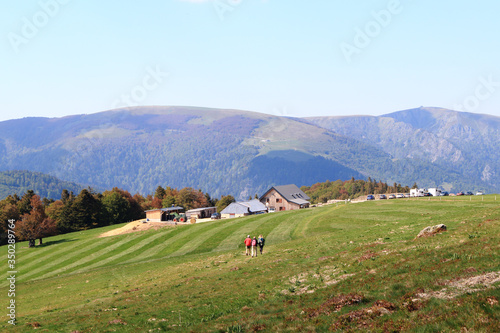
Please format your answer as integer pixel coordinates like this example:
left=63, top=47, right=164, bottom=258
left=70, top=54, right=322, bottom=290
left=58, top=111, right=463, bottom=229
left=2, top=0, right=499, bottom=121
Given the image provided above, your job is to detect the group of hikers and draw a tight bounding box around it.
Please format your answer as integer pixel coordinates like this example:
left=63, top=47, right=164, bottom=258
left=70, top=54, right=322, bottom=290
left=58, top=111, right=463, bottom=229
left=244, top=235, right=265, bottom=257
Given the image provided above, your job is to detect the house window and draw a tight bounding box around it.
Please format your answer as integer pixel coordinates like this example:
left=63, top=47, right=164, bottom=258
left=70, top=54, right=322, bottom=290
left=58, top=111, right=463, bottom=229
left=276, top=198, right=282, bottom=203
left=280, top=206, right=285, bottom=211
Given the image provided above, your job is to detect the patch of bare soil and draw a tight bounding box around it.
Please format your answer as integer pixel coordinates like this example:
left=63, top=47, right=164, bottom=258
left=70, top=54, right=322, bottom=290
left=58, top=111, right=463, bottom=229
left=108, top=318, right=127, bottom=325
left=357, top=251, right=378, bottom=262
left=417, top=271, right=500, bottom=300
left=99, top=220, right=175, bottom=237
left=331, top=300, right=397, bottom=331
left=305, top=293, right=364, bottom=318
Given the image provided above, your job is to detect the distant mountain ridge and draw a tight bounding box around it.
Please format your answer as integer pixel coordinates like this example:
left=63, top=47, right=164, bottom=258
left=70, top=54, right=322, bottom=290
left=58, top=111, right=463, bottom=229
left=0, top=106, right=497, bottom=199
left=307, top=107, right=500, bottom=192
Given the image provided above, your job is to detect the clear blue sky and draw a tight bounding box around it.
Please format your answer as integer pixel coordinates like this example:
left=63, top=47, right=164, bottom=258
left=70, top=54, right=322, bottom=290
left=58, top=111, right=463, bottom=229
left=1, top=0, right=499, bottom=122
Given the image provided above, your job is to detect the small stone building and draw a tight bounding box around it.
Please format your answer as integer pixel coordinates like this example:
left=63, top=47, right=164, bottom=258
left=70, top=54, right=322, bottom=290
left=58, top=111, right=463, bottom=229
left=260, top=184, right=310, bottom=212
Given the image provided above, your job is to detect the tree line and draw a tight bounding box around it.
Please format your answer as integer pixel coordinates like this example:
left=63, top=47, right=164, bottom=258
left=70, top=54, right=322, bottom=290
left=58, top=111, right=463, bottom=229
left=301, top=177, right=414, bottom=203
left=0, top=186, right=235, bottom=247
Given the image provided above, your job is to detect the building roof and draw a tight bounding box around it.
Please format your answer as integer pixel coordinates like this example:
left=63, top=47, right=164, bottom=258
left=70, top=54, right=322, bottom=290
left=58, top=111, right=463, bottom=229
left=288, top=198, right=310, bottom=206
left=145, top=206, right=184, bottom=213
left=220, top=199, right=267, bottom=215
left=186, top=207, right=216, bottom=213
left=241, top=199, right=268, bottom=212
left=260, top=184, right=310, bottom=203
left=220, top=202, right=249, bottom=215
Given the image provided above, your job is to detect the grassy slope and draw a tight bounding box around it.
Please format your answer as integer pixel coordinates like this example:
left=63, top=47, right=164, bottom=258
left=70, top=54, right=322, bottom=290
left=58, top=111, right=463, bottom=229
left=1, top=196, right=499, bottom=332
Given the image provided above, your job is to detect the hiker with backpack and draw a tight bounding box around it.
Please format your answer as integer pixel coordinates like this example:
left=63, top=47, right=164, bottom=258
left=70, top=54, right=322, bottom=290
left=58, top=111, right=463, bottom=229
left=244, top=235, right=252, bottom=256
left=251, top=236, right=258, bottom=257
left=258, top=234, right=265, bottom=254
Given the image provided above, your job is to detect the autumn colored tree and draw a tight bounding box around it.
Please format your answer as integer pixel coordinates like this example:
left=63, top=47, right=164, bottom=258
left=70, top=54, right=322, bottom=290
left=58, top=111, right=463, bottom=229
left=16, top=195, right=57, bottom=247
left=176, top=188, right=209, bottom=210
left=0, top=199, right=20, bottom=245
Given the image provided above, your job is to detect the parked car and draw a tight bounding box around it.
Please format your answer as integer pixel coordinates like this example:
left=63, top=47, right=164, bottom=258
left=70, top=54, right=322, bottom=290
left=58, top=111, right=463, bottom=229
left=388, top=194, right=396, bottom=199
left=379, top=194, right=387, bottom=199
left=465, top=191, right=474, bottom=196
left=367, top=195, right=375, bottom=200
left=396, top=194, right=404, bottom=198
left=476, top=191, right=484, bottom=195
left=456, top=192, right=464, bottom=196
left=404, top=193, right=410, bottom=198
left=440, top=191, right=449, bottom=196
left=211, top=213, right=221, bottom=220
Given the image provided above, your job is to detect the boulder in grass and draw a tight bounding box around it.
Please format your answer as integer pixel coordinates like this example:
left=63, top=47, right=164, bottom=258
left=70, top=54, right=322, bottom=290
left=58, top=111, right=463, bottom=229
left=416, top=224, right=447, bottom=238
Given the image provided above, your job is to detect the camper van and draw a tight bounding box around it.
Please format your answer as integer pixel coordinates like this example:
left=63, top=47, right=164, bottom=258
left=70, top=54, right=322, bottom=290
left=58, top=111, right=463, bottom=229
left=428, top=188, right=442, bottom=196
left=410, top=188, right=427, bottom=197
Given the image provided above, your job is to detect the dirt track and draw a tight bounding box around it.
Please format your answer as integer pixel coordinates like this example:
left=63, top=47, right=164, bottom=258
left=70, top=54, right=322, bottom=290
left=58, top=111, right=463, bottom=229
left=99, top=220, right=175, bottom=237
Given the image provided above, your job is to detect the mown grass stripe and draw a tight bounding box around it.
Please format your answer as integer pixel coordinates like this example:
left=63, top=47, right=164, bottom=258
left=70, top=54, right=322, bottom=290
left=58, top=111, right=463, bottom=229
left=32, top=234, right=143, bottom=281
left=213, top=214, right=278, bottom=252
left=123, top=223, right=214, bottom=263
left=0, top=235, right=94, bottom=285
left=0, top=237, right=107, bottom=287
left=168, top=220, right=238, bottom=257
left=71, top=230, right=170, bottom=273
left=293, top=206, right=338, bottom=238
left=266, top=211, right=308, bottom=244
left=154, top=221, right=225, bottom=258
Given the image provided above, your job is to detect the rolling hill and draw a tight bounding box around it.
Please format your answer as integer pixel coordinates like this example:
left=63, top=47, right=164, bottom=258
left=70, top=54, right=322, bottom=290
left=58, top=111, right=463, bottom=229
left=0, top=196, right=498, bottom=331
left=0, top=106, right=497, bottom=199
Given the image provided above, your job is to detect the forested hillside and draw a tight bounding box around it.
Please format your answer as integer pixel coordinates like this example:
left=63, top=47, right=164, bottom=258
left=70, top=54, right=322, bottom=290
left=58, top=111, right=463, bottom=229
left=0, top=170, right=83, bottom=200
left=0, top=107, right=391, bottom=199
left=0, top=106, right=496, bottom=198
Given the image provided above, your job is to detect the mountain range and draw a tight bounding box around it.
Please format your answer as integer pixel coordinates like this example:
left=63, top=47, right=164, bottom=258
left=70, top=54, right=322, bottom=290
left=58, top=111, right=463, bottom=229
left=0, top=106, right=497, bottom=199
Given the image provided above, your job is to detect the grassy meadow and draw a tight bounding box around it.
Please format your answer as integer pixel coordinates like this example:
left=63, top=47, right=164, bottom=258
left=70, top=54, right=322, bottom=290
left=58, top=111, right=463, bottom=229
left=1, top=195, right=499, bottom=332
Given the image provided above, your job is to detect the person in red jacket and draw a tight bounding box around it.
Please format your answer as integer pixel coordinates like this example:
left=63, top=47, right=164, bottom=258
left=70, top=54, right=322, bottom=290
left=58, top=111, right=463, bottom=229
left=244, top=235, right=252, bottom=256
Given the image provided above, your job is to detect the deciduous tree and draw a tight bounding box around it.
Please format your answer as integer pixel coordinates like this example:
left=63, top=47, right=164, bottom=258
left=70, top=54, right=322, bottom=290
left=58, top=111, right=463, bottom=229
left=16, top=195, right=57, bottom=247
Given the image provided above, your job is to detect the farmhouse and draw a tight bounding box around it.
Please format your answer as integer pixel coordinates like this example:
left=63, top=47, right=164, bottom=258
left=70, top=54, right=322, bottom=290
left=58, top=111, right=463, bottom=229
left=220, top=199, right=267, bottom=219
left=260, top=184, right=310, bottom=211
left=145, top=206, right=184, bottom=222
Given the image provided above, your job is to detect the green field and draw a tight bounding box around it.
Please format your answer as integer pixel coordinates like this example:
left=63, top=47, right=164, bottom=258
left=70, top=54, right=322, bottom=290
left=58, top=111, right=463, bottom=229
left=1, top=196, right=499, bottom=332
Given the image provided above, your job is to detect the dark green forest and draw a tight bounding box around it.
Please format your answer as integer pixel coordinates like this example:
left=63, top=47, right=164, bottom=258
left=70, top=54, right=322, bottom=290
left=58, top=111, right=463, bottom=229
left=0, top=170, right=84, bottom=200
